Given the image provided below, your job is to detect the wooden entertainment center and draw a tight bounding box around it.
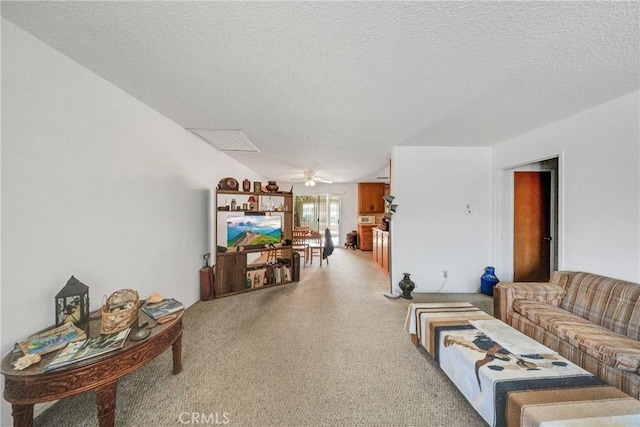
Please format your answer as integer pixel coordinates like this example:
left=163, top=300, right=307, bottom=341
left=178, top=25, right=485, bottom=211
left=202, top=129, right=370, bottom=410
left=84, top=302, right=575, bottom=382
left=215, top=189, right=294, bottom=298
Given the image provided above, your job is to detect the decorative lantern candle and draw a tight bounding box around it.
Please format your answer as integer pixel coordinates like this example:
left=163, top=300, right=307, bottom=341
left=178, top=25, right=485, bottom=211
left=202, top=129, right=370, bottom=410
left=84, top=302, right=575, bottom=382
left=247, top=196, right=257, bottom=211
left=55, top=275, right=90, bottom=328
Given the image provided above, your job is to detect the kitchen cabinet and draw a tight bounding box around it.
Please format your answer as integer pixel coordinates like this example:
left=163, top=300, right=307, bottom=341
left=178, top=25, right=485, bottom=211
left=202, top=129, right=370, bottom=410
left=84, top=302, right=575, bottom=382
left=358, top=183, right=386, bottom=214
left=358, top=224, right=375, bottom=251
left=373, top=228, right=390, bottom=274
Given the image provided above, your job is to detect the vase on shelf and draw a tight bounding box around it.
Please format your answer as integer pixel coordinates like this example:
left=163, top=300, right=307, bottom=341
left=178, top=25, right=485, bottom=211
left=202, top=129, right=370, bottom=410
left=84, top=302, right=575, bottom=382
left=399, top=273, right=415, bottom=299
left=242, top=179, right=251, bottom=192
left=480, top=266, right=499, bottom=296
left=266, top=181, right=279, bottom=192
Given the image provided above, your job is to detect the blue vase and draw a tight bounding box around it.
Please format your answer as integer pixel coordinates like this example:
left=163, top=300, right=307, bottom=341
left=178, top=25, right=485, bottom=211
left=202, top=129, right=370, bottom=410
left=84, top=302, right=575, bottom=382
left=480, top=266, right=499, bottom=296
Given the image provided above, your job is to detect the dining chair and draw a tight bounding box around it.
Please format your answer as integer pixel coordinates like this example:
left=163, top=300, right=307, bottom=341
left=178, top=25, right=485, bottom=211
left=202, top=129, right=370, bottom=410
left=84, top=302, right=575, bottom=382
left=292, top=230, right=308, bottom=267
left=307, top=234, right=325, bottom=266
left=265, top=248, right=282, bottom=262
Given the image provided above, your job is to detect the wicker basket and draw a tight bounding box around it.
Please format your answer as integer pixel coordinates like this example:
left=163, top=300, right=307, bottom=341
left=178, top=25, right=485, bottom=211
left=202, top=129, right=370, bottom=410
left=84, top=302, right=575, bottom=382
left=101, top=289, right=139, bottom=334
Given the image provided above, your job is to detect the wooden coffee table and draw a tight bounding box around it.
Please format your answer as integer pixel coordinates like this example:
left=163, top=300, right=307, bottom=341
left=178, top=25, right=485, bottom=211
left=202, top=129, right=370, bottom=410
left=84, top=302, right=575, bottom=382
left=1, top=310, right=183, bottom=427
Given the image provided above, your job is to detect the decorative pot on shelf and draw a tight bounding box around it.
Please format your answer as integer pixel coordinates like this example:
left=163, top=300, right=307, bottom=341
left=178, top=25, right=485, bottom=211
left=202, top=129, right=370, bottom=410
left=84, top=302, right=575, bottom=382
left=399, top=273, right=415, bottom=299
left=480, top=266, right=499, bottom=296
left=266, top=181, right=279, bottom=192
left=242, top=179, right=251, bottom=192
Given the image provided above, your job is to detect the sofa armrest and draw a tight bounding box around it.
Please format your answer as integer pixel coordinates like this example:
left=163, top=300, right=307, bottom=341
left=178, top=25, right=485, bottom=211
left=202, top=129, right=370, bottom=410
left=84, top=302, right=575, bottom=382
left=494, top=278, right=568, bottom=322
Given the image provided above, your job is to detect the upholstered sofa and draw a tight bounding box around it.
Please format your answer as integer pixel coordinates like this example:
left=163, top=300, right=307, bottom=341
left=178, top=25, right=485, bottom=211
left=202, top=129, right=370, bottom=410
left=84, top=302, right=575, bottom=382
left=494, top=271, right=640, bottom=399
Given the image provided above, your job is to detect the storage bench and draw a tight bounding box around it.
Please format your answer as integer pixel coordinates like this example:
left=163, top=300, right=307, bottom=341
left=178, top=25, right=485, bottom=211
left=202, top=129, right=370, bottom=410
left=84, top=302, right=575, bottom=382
left=405, top=303, right=640, bottom=427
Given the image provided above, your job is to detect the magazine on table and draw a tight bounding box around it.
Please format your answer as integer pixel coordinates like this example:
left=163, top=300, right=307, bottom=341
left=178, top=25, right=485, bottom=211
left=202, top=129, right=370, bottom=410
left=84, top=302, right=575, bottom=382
left=18, top=322, right=87, bottom=356
left=45, top=328, right=130, bottom=371
left=141, top=298, right=184, bottom=320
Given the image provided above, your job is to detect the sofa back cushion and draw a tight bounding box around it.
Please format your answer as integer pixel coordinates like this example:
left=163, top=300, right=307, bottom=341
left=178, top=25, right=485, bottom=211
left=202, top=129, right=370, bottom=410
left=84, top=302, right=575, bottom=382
left=513, top=300, right=640, bottom=371
left=560, top=272, right=640, bottom=340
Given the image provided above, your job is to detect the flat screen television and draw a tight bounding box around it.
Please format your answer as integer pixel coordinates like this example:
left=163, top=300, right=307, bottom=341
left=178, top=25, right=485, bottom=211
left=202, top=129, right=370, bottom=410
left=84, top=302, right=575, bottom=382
left=227, top=215, right=282, bottom=248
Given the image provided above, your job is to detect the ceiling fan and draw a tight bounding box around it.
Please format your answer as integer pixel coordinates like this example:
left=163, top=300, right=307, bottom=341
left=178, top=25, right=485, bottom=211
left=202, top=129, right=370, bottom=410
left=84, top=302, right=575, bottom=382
left=300, top=170, right=333, bottom=187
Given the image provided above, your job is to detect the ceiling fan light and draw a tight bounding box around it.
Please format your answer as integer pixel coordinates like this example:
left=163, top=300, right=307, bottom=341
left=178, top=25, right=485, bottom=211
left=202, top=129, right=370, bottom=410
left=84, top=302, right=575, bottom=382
left=304, top=178, right=316, bottom=187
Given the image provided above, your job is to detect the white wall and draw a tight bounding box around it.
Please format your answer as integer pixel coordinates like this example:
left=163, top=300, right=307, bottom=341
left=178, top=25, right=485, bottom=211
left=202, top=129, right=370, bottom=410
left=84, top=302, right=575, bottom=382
left=493, top=91, right=640, bottom=282
left=391, top=147, right=493, bottom=293
left=0, top=20, right=263, bottom=422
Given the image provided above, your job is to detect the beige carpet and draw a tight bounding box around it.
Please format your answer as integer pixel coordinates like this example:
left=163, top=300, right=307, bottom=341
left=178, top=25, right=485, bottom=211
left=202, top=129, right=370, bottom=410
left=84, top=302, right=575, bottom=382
left=35, top=248, right=490, bottom=426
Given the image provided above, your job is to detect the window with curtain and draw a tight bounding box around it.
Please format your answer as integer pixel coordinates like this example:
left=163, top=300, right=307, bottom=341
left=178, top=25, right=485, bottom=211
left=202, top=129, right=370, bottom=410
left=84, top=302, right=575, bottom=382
left=294, top=194, right=341, bottom=244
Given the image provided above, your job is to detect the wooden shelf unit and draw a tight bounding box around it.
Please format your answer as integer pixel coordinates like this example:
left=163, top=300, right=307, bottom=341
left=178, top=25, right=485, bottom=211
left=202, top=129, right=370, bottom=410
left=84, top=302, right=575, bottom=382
left=215, top=189, right=294, bottom=298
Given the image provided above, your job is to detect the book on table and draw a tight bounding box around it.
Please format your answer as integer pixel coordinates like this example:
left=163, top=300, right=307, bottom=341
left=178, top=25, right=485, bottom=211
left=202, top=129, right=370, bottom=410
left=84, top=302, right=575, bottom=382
left=141, top=298, right=184, bottom=320
left=18, top=322, right=87, bottom=356
left=45, top=328, right=131, bottom=371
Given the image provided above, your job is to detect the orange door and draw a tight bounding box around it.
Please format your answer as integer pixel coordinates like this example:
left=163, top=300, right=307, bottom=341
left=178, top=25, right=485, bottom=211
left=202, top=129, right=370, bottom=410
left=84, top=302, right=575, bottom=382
left=514, top=172, right=551, bottom=281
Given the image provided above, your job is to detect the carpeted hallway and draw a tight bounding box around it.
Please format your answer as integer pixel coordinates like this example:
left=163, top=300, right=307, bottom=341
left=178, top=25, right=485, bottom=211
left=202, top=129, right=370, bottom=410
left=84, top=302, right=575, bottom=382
left=35, top=248, right=491, bottom=426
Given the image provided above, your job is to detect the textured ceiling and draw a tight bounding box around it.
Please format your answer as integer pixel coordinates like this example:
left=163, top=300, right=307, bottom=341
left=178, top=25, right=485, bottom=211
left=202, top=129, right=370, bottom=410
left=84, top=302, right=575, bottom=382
left=2, top=1, right=638, bottom=183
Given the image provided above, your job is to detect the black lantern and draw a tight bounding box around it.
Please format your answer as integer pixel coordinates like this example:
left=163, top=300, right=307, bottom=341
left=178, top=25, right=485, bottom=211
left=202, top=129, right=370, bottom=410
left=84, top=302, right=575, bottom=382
left=55, top=275, right=90, bottom=328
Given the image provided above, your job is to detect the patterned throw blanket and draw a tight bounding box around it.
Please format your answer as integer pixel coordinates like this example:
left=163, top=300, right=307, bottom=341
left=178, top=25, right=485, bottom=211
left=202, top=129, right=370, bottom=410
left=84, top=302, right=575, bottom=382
left=405, top=303, right=640, bottom=427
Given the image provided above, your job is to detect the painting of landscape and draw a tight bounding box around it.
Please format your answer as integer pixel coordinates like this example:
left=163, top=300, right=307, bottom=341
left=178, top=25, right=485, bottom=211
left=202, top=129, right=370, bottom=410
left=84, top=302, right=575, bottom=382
left=227, top=215, right=282, bottom=247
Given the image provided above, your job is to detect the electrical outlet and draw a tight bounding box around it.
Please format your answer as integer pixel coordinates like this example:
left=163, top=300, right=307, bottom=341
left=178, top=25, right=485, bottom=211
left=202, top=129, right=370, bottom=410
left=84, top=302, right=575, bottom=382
left=465, top=203, right=472, bottom=215
left=443, top=270, right=448, bottom=279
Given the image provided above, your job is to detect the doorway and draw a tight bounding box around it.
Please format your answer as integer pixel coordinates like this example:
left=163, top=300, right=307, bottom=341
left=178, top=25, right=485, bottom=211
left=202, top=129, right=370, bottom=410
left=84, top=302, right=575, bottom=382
left=514, top=172, right=551, bottom=281
left=294, top=194, right=341, bottom=245
left=512, top=159, right=558, bottom=281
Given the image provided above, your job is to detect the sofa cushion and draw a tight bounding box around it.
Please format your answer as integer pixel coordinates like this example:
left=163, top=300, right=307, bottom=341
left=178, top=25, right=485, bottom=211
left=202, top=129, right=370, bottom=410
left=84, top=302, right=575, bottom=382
left=560, top=272, right=640, bottom=340
left=514, top=299, right=640, bottom=372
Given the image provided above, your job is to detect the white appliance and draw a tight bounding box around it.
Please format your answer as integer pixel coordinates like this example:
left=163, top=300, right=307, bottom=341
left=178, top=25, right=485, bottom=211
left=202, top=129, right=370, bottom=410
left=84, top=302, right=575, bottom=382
left=358, top=215, right=376, bottom=224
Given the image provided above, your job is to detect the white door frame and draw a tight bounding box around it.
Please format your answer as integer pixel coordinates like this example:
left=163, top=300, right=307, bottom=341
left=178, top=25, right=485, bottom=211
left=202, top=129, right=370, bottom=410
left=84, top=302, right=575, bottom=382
left=494, top=155, right=564, bottom=282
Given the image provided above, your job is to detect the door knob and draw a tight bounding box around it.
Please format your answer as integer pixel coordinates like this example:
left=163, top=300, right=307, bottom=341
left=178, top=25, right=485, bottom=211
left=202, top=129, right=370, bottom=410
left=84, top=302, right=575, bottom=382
left=543, top=237, right=552, bottom=241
